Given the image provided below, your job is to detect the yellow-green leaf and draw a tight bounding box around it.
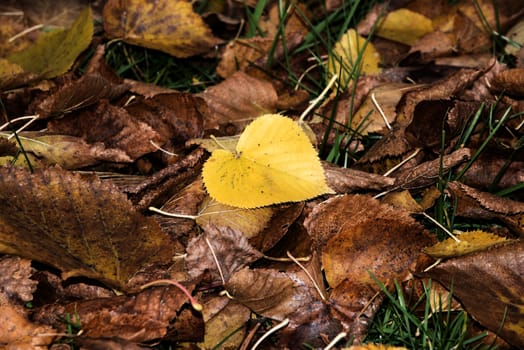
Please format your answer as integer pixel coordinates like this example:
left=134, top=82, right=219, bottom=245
left=202, top=114, right=334, bottom=208
left=328, top=28, right=381, bottom=89
left=376, top=8, right=434, bottom=46
left=103, top=0, right=221, bottom=58
left=423, top=230, right=510, bottom=259
left=7, top=7, right=93, bottom=79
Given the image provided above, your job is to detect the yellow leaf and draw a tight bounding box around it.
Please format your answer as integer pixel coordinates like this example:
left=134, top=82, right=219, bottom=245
left=202, top=114, right=334, bottom=208
left=376, top=9, right=434, bottom=46
left=423, top=230, right=510, bottom=259
left=103, top=0, right=221, bottom=58
left=7, top=7, right=93, bottom=79
left=196, top=197, right=273, bottom=238
left=328, top=29, right=381, bottom=89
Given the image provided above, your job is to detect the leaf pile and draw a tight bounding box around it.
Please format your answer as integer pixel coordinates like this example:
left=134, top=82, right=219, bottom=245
left=0, top=0, right=522, bottom=349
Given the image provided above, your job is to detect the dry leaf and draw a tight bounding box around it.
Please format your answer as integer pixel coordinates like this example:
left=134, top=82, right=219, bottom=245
left=0, top=256, right=36, bottom=303
left=185, top=225, right=263, bottom=283
left=447, top=181, right=524, bottom=236
left=7, top=7, right=93, bottom=79
left=196, top=197, right=274, bottom=238
left=421, top=240, right=524, bottom=348
left=103, top=0, right=220, bottom=57
left=0, top=166, right=179, bottom=288
left=198, top=71, right=278, bottom=132
left=198, top=298, right=250, bottom=349
left=48, top=100, right=162, bottom=161
left=423, top=230, right=510, bottom=258
left=202, top=114, right=334, bottom=208
left=33, top=285, right=204, bottom=342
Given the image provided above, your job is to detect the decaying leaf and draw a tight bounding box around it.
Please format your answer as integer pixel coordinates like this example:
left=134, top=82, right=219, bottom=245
left=447, top=181, right=524, bottom=236
left=0, top=256, right=37, bottom=303
left=185, top=225, right=263, bottom=283
left=7, top=6, right=93, bottom=79
left=198, top=71, right=278, bottom=132
left=198, top=297, right=250, bottom=349
left=423, top=230, right=510, bottom=258
left=421, top=240, right=524, bottom=348
left=33, top=285, right=204, bottom=342
left=0, top=166, right=179, bottom=288
left=103, top=0, right=220, bottom=57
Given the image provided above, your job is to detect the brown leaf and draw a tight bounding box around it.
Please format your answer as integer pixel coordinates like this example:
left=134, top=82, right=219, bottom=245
left=0, top=302, right=56, bottom=349
left=217, top=37, right=273, bottom=78
left=323, top=162, right=395, bottom=193
left=0, top=256, right=36, bottom=303
left=198, top=297, right=250, bottom=349
left=32, top=73, right=129, bottom=119
left=306, top=194, right=434, bottom=289
left=197, top=71, right=278, bottom=133
left=447, top=181, right=524, bottom=236
left=185, top=225, right=263, bottom=284
left=459, top=154, right=524, bottom=190
left=125, top=92, right=206, bottom=144
left=34, top=285, right=204, bottom=342
left=225, top=267, right=324, bottom=324
left=0, top=166, right=179, bottom=288
left=393, top=148, right=472, bottom=190
left=397, top=68, right=484, bottom=125
left=103, top=0, right=221, bottom=57
left=421, top=240, right=524, bottom=348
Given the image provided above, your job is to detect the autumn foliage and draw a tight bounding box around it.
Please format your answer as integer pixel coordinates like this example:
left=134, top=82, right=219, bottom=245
left=0, top=0, right=523, bottom=349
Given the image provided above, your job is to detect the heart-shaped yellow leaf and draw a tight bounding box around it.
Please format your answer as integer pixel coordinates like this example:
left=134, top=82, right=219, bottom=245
left=202, top=114, right=334, bottom=208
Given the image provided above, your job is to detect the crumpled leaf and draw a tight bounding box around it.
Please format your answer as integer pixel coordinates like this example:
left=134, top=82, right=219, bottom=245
left=33, top=285, right=204, bottom=342
left=103, top=0, right=221, bottom=57
left=447, top=181, right=524, bottom=237
left=185, top=225, right=263, bottom=283
left=198, top=72, right=278, bottom=133
left=0, top=256, right=37, bottom=303
left=421, top=240, right=524, bottom=348
left=328, top=28, right=382, bottom=88
left=423, top=230, right=510, bottom=258
left=0, top=166, right=179, bottom=289
left=376, top=8, right=434, bottom=46
left=7, top=6, right=93, bottom=79
left=48, top=100, right=163, bottom=161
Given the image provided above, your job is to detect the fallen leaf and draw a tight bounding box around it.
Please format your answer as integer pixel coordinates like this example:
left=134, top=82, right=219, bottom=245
left=185, top=225, right=263, bottom=284
left=196, top=197, right=274, bottom=238
left=328, top=28, right=382, bottom=88
left=423, top=230, right=510, bottom=258
left=0, top=256, right=37, bottom=303
left=0, top=166, right=179, bottom=288
left=202, top=114, right=334, bottom=208
left=490, top=68, right=524, bottom=96
left=376, top=8, right=434, bottom=46
left=421, top=240, right=524, bottom=348
left=48, top=100, right=163, bottom=161
left=7, top=6, right=93, bottom=79
left=198, top=71, right=278, bottom=133
left=33, top=285, right=204, bottom=342
left=447, top=181, right=524, bottom=237
left=344, top=344, right=408, bottom=350
left=198, top=297, right=250, bottom=349
left=103, top=0, right=221, bottom=57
